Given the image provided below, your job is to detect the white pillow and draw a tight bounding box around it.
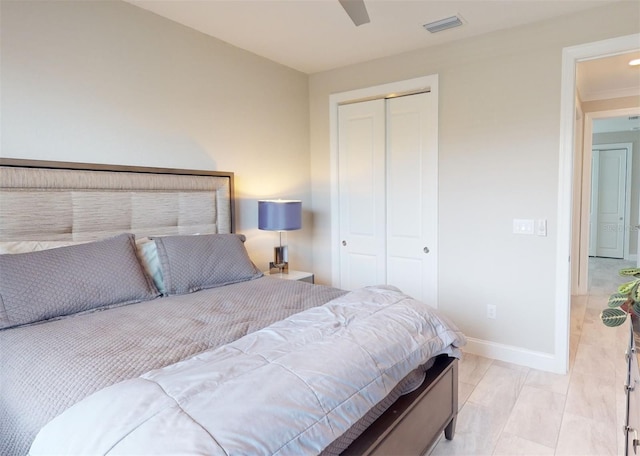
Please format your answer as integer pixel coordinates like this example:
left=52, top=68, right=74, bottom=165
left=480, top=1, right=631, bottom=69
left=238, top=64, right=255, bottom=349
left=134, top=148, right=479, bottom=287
left=135, top=238, right=166, bottom=295
left=0, top=240, right=87, bottom=254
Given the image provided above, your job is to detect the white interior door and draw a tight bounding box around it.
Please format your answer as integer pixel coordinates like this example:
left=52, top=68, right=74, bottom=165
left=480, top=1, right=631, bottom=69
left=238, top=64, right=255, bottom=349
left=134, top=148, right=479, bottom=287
left=338, top=99, right=386, bottom=290
left=591, top=147, right=627, bottom=258
left=386, top=93, right=437, bottom=306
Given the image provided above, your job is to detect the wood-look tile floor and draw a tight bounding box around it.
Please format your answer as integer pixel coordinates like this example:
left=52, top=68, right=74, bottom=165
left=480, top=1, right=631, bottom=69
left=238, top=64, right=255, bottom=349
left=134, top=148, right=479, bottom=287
left=430, top=257, right=636, bottom=456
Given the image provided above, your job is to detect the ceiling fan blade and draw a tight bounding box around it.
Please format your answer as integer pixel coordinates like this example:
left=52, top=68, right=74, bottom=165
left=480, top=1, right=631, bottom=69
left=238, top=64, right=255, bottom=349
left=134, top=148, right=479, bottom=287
left=338, top=0, right=370, bottom=26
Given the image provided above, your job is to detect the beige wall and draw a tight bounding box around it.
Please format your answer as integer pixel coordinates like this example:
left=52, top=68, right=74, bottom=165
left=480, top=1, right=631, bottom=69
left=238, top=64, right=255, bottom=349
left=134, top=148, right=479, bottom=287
left=309, top=2, right=640, bottom=358
left=0, top=0, right=311, bottom=271
left=2, top=0, right=639, bottom=368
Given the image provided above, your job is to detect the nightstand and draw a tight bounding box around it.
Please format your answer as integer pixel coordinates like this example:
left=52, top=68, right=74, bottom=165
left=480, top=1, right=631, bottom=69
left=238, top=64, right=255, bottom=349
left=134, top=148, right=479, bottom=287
left=264, top=270, right=314, bottom=284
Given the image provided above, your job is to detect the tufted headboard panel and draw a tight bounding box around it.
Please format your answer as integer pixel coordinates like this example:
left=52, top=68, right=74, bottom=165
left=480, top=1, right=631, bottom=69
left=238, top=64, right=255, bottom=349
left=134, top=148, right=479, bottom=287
left=0, top=159, right=235, bottom=242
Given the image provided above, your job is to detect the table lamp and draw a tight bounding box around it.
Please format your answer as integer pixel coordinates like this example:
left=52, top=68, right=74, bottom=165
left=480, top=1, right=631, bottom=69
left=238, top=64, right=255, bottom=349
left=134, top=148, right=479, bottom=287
left=258, top=200, right=302, bottom=274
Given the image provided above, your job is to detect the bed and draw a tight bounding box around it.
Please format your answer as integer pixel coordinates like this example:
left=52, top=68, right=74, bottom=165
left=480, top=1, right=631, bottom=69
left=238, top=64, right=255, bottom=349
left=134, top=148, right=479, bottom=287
left=0, top=158, right=465, bottom=456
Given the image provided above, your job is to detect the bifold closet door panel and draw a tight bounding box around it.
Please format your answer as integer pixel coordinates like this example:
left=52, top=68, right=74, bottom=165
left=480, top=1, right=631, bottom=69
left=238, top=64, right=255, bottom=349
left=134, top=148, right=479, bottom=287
left=386, top=92, right=437, bottom=306
left=338, top=99, right=387, bottom=291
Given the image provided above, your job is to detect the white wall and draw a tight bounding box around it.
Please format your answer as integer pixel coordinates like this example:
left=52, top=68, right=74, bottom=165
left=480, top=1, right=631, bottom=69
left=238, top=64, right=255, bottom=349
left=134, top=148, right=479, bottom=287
left=0, top=0, right=311, bottom=272
left=309, top=2, right=640, bottom=366
left=3, top=0, right=639, bottom=371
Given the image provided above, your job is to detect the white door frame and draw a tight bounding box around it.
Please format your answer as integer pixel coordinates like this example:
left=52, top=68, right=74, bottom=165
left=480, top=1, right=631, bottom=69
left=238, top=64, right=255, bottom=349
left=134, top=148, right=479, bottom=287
left=329, top=74, right=439, bottom=290
left=576, top=108, right=639, bottom=295
left=557, top=33, right=640, bottom=373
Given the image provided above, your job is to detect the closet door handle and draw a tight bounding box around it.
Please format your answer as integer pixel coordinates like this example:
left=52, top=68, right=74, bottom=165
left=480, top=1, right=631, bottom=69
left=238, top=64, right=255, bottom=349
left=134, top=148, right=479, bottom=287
left=630, top=428, right=640, bottom=454
left=423, top=247, right=430, bottom=254
left=342, top=240, right=347, bottom=246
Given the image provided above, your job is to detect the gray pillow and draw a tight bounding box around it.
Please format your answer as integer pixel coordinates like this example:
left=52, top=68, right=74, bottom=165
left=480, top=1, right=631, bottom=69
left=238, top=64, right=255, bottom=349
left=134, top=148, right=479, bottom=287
left=153, top=234, right=263, bottom=295
left=0, top=233, right=160, bottom=329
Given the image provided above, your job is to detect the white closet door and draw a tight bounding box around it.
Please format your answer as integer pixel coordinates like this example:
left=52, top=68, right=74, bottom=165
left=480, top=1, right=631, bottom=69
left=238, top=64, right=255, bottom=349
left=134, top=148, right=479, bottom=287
left=592, top=148, right=627, bottom=258
left=338, top=99, right=386, bottom=290
left=386, top=93, right=437, bottom=306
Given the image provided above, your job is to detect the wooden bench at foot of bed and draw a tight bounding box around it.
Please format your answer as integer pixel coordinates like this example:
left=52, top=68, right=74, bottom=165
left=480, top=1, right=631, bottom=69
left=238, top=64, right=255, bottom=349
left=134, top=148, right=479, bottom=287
left=342, top=355, right=458, bottom=456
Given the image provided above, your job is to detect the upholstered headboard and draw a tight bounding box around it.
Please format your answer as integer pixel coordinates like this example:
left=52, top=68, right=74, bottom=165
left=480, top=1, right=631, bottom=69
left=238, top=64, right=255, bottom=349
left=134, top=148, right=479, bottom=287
left=0, top=159, right=235, bottom=242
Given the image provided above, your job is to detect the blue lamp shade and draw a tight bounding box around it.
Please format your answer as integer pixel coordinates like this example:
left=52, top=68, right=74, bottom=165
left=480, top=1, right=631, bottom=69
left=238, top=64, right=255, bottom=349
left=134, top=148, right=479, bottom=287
left=258, top=200, right=302, bottom=231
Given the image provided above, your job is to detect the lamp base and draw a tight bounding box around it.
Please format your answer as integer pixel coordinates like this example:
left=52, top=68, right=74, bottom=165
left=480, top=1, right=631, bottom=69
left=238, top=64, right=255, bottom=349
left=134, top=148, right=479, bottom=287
left=269, top=245, right=289, bottom=274
left=269, top=261, right=289, bottom=274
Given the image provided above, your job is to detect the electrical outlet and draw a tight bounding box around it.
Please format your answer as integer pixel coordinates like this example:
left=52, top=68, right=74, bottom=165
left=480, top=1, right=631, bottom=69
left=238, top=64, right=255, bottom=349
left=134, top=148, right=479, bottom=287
left=487, top=304, right=497, bottom=319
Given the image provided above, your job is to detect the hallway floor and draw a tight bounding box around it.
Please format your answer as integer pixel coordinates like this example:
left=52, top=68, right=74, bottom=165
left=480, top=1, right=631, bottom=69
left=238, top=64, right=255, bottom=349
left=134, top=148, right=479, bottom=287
left=430, top=257, right=635, bottom=455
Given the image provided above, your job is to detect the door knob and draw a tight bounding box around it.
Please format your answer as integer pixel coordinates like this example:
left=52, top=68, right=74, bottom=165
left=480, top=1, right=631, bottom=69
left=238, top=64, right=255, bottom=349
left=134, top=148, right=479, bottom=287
left=342, top=240, right=347, bottom=246
left=423, top=247, right=430, bottom=254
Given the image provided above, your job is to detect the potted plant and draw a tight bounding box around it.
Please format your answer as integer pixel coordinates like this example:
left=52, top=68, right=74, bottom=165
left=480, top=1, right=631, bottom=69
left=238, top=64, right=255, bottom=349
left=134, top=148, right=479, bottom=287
left=600, top=268, right=640, bottom=327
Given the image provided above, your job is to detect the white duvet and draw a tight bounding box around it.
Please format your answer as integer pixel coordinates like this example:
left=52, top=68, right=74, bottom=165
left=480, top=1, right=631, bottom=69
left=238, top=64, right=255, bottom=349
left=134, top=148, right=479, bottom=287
left=29, top=286, right=465, bottom=456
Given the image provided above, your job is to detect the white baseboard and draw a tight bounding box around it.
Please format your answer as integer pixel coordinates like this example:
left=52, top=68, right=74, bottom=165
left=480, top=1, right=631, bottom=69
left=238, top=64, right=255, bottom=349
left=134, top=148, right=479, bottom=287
left=463, top=337, right=566, bottom=374
left=629, top=253, right=637, bottom=262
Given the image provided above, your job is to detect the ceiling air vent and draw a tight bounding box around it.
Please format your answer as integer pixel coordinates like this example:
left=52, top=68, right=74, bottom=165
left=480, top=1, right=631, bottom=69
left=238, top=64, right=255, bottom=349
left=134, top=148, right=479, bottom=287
left=629, top=116, right=639, bottom=120
left=423, top=15, right=463, bottom=33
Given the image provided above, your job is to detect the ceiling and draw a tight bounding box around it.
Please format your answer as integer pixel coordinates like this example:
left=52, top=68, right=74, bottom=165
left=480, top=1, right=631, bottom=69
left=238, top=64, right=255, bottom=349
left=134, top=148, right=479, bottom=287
left=578, top=51, right=640, bottom=133
left=126, top=0, right=625, bottom=74
left=577, top=51, right=640, bottom=102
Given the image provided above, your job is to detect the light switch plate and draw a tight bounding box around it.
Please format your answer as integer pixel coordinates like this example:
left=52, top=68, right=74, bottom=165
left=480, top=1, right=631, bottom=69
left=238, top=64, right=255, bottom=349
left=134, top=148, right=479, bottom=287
left=536, top=219, right=547, bottom=236
left=513, top=219, right=534, bottom=235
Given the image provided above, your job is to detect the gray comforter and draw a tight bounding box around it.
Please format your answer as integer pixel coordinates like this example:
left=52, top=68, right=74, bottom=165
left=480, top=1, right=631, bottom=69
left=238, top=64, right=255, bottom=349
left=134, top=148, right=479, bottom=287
left=29, top=285, right=464, bottom=455
left=0, top=277, right=346, bottom=456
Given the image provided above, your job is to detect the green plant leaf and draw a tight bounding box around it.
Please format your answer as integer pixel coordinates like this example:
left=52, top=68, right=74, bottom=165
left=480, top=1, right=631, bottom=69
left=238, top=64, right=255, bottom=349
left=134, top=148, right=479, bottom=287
left=608, top=293, right=628, bottom=308
left=628, top=281, right=640, bottom=303
left=601, top=308, right=628, bottom=327
left=619, top=268, right=640, bottom=278
left=632, top=301, right=640, bottom=317
left=618, top=279, right=640, bottom=295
